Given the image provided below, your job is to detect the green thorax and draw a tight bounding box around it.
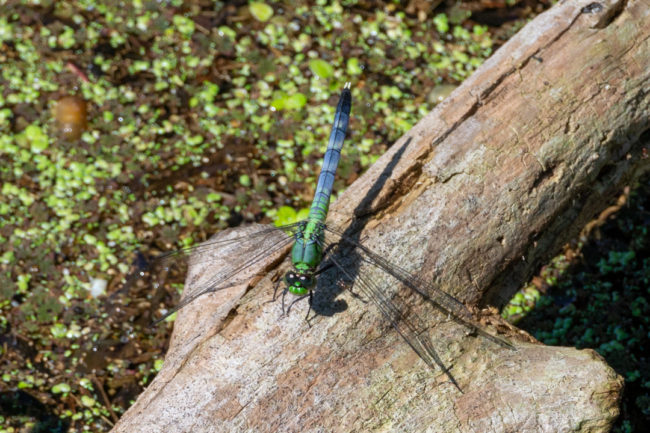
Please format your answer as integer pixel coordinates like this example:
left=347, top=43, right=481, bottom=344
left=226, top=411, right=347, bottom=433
left=287, top=220, right=325, bottom=295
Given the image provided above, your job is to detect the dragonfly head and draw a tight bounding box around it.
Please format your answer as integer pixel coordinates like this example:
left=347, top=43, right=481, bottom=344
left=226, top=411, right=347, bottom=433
left=284, top=269, right=315, bottom=296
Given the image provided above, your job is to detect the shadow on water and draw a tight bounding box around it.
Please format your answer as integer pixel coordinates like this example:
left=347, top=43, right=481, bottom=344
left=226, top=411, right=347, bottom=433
left=0, top=390, right=70, bottom=433
left=310, top=138, right=412, bottom=316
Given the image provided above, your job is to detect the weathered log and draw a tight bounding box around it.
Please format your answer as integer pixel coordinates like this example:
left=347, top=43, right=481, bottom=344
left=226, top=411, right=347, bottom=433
left=113, top=0, right=648, bottom=431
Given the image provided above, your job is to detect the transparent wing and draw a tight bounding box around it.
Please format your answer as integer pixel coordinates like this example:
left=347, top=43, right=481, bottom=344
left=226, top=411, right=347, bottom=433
left=125, top=222, right=303, bottom=324
left=156, top=221, right=303, bottom=267
left=323, top=246, right=462, bottom=390
left=322, top=224, right=514, bottom=350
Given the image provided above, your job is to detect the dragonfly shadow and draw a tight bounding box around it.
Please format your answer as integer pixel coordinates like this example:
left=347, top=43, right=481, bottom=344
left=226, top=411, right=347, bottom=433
left=310, top=137, right=412, bottom=316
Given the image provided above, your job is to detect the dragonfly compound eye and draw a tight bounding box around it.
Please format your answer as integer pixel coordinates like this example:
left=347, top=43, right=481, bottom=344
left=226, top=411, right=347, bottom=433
left=285, top=272, right=301, bottom=286
left=299, top=274, right=314, bottom=288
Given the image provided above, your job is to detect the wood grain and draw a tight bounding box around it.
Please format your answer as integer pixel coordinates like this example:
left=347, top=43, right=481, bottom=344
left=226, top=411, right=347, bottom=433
left=113, top=0, right=648, bottom=431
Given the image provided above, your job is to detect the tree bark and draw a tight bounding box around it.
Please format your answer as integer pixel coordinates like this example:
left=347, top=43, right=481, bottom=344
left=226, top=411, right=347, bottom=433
left=113, top=0, right=648, bottom=431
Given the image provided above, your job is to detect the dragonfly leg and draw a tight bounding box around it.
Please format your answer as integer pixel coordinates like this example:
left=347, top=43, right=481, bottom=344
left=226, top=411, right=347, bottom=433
left=268, top=278, right=283, bottom=304
left=286, top=292, right=310, bottom=316
left=304, top=290, right=314, bottom=326
left=281, top=287, right=289, bottom=315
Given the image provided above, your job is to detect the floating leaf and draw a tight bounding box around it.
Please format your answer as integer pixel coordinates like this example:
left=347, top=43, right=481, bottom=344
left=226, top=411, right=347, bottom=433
left=250, top=2, right=274, bottom=22
left=81, top=395, right=96, bottom=407
left=433, top=14, right=449, bottom=33
left=271, top=93, right=307, bottom=111
left=284, top=93, right=307, bottom=110
left=271, top=96, right=285, bottom=111
left=296, top=207, right=310, bottom=220
left=346, top=57, right=362, bottom=75
left=274, top=206, right=310, bottom=226
left=309, top=59, right=333, bottom=79
left=24, top=124, right=49, bottom=152
left=52, top=383, right=71, bottom=394
left=239, top=174, right=251, bottom=187
left=275, top=206, right=297, bottom=226
left=173, top=15, right=195, bottom=36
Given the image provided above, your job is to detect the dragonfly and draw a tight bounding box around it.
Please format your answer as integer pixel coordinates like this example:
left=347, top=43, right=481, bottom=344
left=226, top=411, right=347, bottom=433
left=139, top=82, right=514, bottom=391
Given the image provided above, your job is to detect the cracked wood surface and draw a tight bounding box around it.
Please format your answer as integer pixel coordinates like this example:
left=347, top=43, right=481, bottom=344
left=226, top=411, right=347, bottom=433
left=113, top=0, right=648, bottom=431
